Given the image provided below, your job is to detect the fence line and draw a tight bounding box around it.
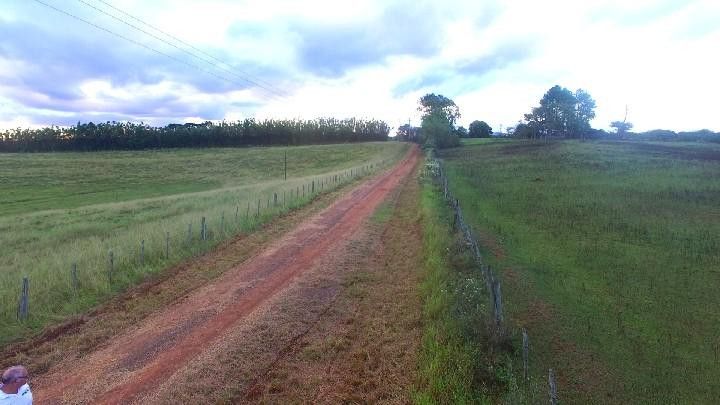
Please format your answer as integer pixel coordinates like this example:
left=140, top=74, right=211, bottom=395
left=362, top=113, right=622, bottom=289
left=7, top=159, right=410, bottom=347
left=431, top=156, right=556, bottom=402
left=8, top=159, right=391, bottom=325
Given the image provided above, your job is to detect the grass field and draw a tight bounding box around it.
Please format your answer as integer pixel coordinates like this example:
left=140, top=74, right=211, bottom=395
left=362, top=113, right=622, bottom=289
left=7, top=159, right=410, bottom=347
left=438, top=140, right=720, bottom=403
left=0, top=142, right=408, bottom=344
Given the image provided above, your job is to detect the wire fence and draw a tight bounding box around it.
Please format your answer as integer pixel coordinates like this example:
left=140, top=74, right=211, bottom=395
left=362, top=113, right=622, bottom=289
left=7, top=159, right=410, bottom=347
left=427, top=155, right=558, bottom=403
left=9, top=160, right=387, bottom=331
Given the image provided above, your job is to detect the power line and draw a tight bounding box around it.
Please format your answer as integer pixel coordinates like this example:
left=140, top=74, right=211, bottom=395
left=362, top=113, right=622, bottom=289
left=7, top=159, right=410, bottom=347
left=75, top=0, right=287, bottom=98
left=29, top=0, right=279, bottom=100
left=92, top=0, right=287, bottom=97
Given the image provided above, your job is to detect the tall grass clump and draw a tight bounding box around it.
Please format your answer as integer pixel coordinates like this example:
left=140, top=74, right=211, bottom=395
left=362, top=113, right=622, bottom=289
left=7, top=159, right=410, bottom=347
left=0, top=142, right=409, bottom=344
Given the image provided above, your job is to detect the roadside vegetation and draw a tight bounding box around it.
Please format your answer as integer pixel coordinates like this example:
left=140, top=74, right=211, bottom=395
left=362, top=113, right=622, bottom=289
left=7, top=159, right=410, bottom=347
left=0, top=142, right=408, bottom=345
left=415, top=155, right=522, bottom=404
left=438, top=139, right=720, bottom=403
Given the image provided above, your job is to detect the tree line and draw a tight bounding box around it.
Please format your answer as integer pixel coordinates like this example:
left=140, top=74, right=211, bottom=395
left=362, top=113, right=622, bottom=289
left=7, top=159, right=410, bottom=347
left=399, top=86, right=719, bottom=147
left=0, top=118, right=390, bottom=152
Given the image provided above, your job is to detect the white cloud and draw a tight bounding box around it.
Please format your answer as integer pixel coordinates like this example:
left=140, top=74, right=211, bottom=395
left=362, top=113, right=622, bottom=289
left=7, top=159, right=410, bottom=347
left=1, top=0, right=718, bottom=132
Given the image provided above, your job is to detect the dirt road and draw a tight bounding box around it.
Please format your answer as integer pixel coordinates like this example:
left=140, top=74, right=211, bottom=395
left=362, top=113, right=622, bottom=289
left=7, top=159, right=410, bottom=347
left=34, top=145, right=421, bottom=404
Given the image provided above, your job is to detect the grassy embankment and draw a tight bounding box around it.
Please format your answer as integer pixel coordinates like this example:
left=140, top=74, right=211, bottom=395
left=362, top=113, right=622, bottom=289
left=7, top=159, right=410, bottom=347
left=414, top=155, right=524, bottom=404
left=0, top=142, right=409, bottom=344
left=439, top=139, right=720, bottom=403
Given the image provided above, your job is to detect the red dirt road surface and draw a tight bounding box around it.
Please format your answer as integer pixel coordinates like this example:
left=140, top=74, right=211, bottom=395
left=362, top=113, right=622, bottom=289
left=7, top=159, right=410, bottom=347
left=33, top=145, right=420, bottom=404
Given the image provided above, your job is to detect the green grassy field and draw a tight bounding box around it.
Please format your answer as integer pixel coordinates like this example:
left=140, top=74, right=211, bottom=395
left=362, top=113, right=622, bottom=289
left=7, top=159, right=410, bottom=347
left=0, top=142, right=408, bottom=344
left=438, top=140, right=720, bottom=403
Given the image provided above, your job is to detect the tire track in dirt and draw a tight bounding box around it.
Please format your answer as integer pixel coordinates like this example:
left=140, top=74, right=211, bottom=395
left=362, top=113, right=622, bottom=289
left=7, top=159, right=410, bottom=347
left=34, top=145, right=420, bottom=404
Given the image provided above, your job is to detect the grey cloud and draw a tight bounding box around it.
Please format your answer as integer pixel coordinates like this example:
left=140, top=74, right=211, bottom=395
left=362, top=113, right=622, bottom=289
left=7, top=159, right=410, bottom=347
left=392, top=72, right=450, bottom=97
left=392, top=41, right=533, bottom=96
left=456, top=41, right=532, bottom=75
left=0, top=17, right=267, bottom=97
left=0, top=17, right=264, bottom=126
left=293, top=2, right=448, bottom=77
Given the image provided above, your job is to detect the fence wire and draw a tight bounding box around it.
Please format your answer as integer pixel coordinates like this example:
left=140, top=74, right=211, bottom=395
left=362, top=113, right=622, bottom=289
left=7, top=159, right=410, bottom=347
left=427, top=155, right=558, bottom=403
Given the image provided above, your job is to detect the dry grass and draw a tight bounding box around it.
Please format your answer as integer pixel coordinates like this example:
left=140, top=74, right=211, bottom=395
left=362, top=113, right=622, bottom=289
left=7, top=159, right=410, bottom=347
left=0, top=180, right=364, bottom=376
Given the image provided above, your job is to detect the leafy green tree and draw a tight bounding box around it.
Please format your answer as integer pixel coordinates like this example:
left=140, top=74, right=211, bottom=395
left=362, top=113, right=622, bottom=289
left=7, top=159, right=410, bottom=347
left=468, top=120, right=493, bottom=138
left=417, top=93, right=461, bottom=148
left=418, top=93, right=461, bottom=126
left=396, top=124, right=419, bottom=142
left=574, top=89, right=596, bottom=136
left=455, top=126, right=468, bottom=138
left=522, top=85, right=596, bottom=138
left=421, top=111, right=459, bottom=148
left=511, top=122, right=533, bottom=138
left=610, top=120, right=633, bottom=136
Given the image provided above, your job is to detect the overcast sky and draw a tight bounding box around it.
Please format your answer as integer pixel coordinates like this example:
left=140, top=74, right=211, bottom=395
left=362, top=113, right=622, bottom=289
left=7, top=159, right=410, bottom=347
left=1, top=0, right=719, bottom=133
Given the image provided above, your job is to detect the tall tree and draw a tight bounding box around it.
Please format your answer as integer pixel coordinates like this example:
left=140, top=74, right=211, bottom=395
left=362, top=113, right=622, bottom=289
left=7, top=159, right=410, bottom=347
left=418, top=93, right=461, bottom=148
left=468, top=120, right=493, bottom=138
left=610, top=120, right=633, bottom=136
left=522, top=85, right=596, bottom=138
left=421, top=111, right=459, bottom=148
left=574, top=89, right=596, bottom=133
left=418, top=93, right=461, bottom=126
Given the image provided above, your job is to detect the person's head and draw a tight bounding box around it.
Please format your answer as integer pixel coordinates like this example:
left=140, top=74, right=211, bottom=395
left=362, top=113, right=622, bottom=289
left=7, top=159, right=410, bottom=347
left=1, top=366, right=29, bottom=394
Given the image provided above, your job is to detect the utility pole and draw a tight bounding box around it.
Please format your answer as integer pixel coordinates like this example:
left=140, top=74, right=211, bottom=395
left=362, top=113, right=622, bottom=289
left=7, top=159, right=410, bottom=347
left=623, top=105, right=629, bottom=124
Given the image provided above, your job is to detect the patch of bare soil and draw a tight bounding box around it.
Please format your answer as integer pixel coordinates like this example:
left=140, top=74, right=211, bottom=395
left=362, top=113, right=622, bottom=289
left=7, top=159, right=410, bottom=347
left=32, top=145, right=420, bottom=404
left=240, top=159, right=424, bottom=404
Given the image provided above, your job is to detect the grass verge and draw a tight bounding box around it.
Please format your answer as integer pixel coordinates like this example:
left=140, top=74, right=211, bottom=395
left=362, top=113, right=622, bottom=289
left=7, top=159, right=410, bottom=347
left=414, top=157, right=523, bottom=404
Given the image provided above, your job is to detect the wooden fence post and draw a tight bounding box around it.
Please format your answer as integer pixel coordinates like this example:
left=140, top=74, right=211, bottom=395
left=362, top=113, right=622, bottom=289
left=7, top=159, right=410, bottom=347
left=108, top=250, right=114, bottom=283
left=201, top=217, right=206, bottom=241
left=548, top=368, right=558, bottom=405
left=221, top=211, right=225, bottom=232
left=71, top=263, right=79, bottom=293
left=140, top=239, right=145, bottom=266
left=522, top=328, right=529, bottom=381
left=492, top=277, right=503, bottom=327
left=274, top=193, right=278, bottom=207
left=187, top=223, right=192, bottom=244
left=17, top=277, right=29, bottom=321
left=165, top=231, right=170, bottom=259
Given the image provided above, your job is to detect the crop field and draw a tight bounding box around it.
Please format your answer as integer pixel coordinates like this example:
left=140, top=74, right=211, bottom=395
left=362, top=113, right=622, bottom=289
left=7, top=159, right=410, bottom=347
left=0, top=142, right=409, bottom=344
left=438, top=140, right=720, bottom=403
